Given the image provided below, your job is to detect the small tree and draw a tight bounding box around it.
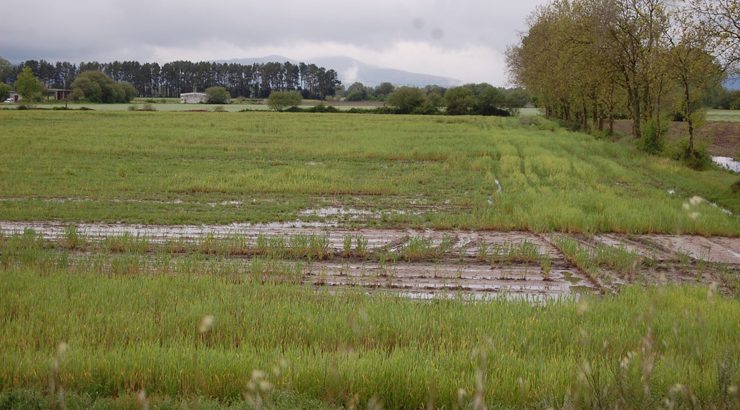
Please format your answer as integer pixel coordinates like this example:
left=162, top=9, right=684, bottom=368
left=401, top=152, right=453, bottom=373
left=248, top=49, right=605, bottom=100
left=444, top=87, right=475, bottom=115
left=14, top=67, right=43, bottom=102
left=374, top=82, right=395, bottom=100
left=345, top=82, right=368, bottom=101
left=0, top=83, right=11, bottom=100
left=386, top=87, right=425, bottom=114
left=71, top=71, right=135, bottom=103
left=267, top=91, right=302, bottom=111
left=206, top=86, right=230, bottom=104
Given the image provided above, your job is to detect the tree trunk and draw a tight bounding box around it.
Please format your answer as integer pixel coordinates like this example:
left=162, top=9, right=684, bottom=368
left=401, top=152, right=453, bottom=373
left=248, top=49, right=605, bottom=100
left=682, top=78, right=694, bottom=155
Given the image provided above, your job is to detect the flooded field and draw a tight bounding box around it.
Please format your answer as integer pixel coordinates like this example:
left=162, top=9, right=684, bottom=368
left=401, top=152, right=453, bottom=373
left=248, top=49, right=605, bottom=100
left=2, top=220, right=737, bottom=299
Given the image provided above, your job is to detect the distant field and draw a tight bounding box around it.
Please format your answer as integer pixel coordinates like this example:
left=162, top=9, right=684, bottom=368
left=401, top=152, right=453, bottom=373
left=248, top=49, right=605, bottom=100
left=0, top=110, right=737, bottom=234
left=2, top=98, right=385, bottom=112
left=707, top=109, right=740, bottom=122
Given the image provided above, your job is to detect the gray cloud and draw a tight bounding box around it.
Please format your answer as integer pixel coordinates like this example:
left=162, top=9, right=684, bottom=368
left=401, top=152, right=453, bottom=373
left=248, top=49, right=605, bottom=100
left=0, top=0, right=547, bottom=85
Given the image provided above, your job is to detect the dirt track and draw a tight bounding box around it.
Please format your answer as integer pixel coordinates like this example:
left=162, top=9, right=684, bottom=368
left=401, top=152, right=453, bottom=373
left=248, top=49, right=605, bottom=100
left=1, top=221, right=738, bottom=299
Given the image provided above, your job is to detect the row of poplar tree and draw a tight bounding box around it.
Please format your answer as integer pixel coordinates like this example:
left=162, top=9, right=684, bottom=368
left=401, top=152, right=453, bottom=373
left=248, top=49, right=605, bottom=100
left=0, top=59, right=341, bottom=100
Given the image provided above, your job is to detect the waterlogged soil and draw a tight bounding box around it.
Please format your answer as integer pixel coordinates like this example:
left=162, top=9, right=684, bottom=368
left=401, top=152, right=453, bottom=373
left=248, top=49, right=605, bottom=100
left=1, top=221, right=737, bottom=299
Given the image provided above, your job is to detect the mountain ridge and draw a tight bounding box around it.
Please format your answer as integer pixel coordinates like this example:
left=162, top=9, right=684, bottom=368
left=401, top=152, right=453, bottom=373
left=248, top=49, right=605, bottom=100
left=220, top=55, right=461, bottom=88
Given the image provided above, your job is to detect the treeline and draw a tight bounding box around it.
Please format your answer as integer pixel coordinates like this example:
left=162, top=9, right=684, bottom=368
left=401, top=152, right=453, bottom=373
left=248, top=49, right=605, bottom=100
left=0, top=58, right=341, bottom=99
left=341, top=82, right=530, bottom=115
left=507, top=0, right=738, bottom=157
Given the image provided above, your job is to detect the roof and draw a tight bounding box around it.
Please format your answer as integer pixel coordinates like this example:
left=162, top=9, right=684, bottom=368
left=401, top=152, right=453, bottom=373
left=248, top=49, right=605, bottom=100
left=180, top=92, right=206, bottom=96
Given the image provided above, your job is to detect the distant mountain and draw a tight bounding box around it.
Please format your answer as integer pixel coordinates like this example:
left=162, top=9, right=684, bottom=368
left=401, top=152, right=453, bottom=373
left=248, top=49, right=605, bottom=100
left=221, top=55, right=461, bottom=88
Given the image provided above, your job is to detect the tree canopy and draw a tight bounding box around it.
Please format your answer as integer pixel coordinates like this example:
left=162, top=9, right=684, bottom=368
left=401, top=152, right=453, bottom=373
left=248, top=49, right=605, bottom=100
left=14, top=67, right=43, bottom=102
left=71, top=71, right=135, bottom=103
left=267, top=91, right=303, bottom=111
left=507, top=0, right=731, bottom=158
left=1, top=59, right=341, bottom=100
left=205, top=86, right=230, bottom=104
left=0, top=83, right=11, bottom=100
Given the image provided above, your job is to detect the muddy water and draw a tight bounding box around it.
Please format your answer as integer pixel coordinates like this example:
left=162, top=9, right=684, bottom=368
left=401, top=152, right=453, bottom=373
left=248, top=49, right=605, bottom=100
left=304, top=262, right=591, bottom=299
left=2, top=220, right=738, bottom=299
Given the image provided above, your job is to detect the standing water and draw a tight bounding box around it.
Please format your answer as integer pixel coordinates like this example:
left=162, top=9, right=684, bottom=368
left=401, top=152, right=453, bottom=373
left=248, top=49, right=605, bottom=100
left=712, top=156, right=740, bottom=173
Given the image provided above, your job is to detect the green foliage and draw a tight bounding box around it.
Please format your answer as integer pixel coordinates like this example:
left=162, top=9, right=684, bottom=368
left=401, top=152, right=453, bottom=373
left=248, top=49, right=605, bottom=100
left=671, top=138, right=712, bottom=170
left=638, top=119, right=667, bottom=154
left=345, top=82, right=368, bottom=101
left=71, top=71, right=135, bottom=103
left=14, top=67, right=43, bottom=102
left=374, top=82, right=395, bottom=100
left=0, top=82, right=10, bottom=100
left=0, top=56, right=12, bottom=83
left=444, top=86, right=475, bottom=115
left=385, top=87, right=425, bottom=114
left=267, top=90, right=302, bottom=111
left=205, top=86, right=230, bottom=104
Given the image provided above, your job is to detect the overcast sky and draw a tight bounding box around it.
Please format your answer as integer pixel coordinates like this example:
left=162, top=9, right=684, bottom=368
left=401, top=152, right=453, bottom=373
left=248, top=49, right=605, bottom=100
left=0, top=0, right=548, bottom=86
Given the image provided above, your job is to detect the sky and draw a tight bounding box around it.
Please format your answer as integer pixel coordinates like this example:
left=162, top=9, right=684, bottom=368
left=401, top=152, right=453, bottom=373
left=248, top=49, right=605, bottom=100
left=0, top=0, right=548, bottom=86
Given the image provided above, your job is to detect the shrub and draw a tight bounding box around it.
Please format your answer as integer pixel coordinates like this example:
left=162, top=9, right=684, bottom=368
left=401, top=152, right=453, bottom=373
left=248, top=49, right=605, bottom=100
left=670, top=138, right=712, bottom=170
left=386, top=87, right=425, bottom=114
left=205, top=86, right=230, bottom=104
left=638, top=119, right=667, bottom=154
left=212, top=105, right=226, bottom=112
left=267, top=91, right=302, bottom=111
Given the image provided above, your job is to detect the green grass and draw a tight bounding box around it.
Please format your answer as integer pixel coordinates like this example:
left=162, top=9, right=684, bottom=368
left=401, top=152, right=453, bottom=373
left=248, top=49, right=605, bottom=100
left=706, top=109, right=740, bottom=123
left=0, top=111, right=738, bottom=234
left=0, top=268, right=738, bottom=409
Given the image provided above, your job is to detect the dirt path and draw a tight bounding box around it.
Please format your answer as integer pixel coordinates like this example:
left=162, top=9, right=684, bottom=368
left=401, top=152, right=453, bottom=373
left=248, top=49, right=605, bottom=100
left=2, top=221, right=737, bottom=299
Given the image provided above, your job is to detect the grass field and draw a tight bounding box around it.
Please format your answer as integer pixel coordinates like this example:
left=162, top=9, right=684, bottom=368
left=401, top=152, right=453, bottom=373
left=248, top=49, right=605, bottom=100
left=1, top=110, right=738, bottom=409
left=0, top=263, right=738, bottom=408
left=707, top=109, right=740, bottom=123
left=0, top=110, right=738, bottom=234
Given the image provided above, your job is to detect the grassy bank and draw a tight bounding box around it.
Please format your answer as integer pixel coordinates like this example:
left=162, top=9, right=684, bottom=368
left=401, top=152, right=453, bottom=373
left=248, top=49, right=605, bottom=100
left=0, top=111, right=738, bottom=234
left=0, top=267, right=738, bottom=408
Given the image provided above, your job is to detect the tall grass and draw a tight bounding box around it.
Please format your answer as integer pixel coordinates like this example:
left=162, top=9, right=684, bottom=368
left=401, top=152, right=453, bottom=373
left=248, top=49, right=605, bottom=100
left=0, top=269, right=737, bottom=408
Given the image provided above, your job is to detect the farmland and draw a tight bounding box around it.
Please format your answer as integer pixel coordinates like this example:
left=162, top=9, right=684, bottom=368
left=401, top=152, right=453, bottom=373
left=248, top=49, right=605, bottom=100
left=0, top=111, right=737, bottom=234
left=0, top=110, right=739, bottom=408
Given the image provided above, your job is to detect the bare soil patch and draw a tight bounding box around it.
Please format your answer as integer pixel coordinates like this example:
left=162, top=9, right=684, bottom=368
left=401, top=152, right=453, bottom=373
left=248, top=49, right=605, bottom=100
left=614, top=120, right=740, bottom=157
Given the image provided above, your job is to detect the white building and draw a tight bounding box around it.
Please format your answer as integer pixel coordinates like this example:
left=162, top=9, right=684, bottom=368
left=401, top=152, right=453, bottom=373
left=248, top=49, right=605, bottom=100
left=180, top=92, right=207, bottom=104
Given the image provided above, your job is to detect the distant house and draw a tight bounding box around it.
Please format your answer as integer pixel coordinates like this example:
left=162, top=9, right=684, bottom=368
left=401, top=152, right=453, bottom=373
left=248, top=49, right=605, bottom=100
left=180, top=92, right=207, bottom=104
left=47, top=88, right=72, bottom=101
left=8, top=91, right=20, bottom=102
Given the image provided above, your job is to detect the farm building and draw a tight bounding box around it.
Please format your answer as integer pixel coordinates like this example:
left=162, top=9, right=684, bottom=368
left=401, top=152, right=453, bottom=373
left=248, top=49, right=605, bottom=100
left=47, top=89, right=72, bottom=101
left=180, top=92, right=207, bottom=104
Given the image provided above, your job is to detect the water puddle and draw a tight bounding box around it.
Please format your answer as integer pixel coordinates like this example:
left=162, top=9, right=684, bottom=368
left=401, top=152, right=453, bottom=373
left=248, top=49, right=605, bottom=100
left=712, top=156, right=740, bottom=173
